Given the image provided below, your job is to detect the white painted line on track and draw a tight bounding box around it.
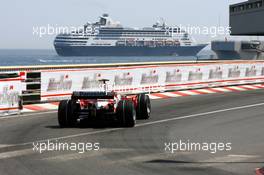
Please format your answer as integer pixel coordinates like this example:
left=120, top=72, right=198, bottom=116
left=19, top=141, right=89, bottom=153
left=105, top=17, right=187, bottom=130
left=0, top=111, right=56, bottom=120
left=4, top=102, right=264, bottom=149
left=228, top=154, right=259, bottom=158
left=0, top=144, right=12, bottom=149
left=0, top=149, right=34, bottom=160
left=195, top=154, right=260, bottom=168
left=9, top=128, right=124, bottom=147
left=204, top=154, right=259, bottom=163
left=44, top=148, right=132, bottom=161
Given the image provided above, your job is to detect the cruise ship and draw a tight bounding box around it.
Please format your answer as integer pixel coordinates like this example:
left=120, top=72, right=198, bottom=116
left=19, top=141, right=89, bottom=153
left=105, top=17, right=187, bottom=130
left=54, top=14, right=207, bottom=56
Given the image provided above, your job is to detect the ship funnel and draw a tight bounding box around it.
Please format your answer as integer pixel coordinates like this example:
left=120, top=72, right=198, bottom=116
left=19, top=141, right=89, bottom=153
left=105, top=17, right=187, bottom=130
left=102, top=13, right=109, bottom=17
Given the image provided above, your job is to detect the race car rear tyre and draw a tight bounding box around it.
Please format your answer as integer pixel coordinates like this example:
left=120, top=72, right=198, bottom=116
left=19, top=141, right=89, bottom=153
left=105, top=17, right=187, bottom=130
left=136, top=94, right=151, bottom=120
left=117, top=100, right=136, bottom=127
left=58, top=100, right=78, bottom=127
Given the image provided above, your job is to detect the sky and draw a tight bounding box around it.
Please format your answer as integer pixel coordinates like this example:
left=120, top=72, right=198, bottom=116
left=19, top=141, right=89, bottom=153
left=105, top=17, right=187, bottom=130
left=0, top=0, right=254, bottom=49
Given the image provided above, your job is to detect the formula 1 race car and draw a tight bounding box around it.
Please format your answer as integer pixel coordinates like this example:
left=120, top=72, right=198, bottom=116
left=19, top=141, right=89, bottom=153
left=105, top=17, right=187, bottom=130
left=256, top=167, right=264, bottom=175
left=58, top=80, right=151, bottom=128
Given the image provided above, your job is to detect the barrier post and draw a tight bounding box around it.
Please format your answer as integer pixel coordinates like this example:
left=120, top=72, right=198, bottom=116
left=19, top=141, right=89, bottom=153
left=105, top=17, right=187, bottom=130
left=18, top=96, right=23, bottom=114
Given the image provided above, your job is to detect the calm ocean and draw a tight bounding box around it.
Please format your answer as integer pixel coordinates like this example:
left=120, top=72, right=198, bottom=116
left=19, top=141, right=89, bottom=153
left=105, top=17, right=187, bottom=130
left=0, top=49, right=215, bottom=66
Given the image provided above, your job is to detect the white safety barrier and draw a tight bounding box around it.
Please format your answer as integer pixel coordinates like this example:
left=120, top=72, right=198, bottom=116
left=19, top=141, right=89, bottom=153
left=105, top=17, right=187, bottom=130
left=41, top=61, right=264, bottom=101
left=0, top=78, right=23, bottom=116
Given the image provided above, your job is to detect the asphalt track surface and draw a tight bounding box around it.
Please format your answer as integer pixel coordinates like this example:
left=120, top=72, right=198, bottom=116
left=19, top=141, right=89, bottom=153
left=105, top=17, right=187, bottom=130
left=0, top=89, right=264, bottom=175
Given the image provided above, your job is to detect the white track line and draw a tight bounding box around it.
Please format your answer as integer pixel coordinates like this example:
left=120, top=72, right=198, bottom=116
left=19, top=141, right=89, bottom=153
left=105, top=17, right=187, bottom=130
left=0, top=111, right=56, bottom=120
left=44, top=148, right=132, bottom=161
left=0, top=144, right=12, bottom=149
left=0, top=149, right=34, bottom=160
left=198, top=154, right=259, bottom=167
left=205, top=154, right=258, bottom=162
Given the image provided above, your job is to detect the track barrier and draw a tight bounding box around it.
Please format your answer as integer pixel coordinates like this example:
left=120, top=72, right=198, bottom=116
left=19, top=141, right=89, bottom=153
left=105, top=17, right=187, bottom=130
left=1, top=60, right=264, bottom=116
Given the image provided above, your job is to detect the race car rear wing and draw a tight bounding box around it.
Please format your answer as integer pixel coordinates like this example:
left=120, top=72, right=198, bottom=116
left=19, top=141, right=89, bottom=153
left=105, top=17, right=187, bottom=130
left=71, top=91, right=115, bottom=100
